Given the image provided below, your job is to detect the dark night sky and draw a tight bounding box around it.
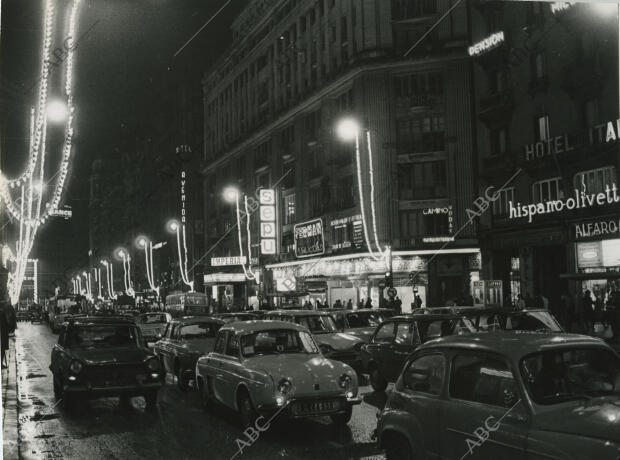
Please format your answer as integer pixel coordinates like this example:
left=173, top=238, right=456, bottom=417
left=0, top=0, right=242, bottom=291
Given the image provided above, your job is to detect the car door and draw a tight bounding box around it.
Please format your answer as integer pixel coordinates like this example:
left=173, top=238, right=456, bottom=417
left=384, top=321, right=418, bottom=382
left=441, top=351, right=529, bottom=460
left=161, top=324, right=179, bottom=373
left=394, top=352, right=447, bottom=459
left=200, top=331, right=228, bottom=402
left=365, top=322, right=397, bottom=378
left=212, top=332, right=241, bottom=408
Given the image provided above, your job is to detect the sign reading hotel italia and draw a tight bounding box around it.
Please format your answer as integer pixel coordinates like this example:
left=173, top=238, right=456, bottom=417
left=524, top=119, right=620, bottom=161
left=574, top=218, right=620, bottom=240
left=294, top=218, right=325, bottom=258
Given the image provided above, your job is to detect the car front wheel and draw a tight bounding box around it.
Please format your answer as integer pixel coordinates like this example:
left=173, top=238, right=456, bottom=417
left=331, top=405, right=353, bottom=425
left=238, top=390, right=258, bottom=428
left=370, top=367, right=388, bottom=392
left=383, top=432, right=412, bottom=460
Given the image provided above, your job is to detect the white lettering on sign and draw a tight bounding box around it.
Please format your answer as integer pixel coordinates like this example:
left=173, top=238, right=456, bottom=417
left=550, top=2, right=572, bottom=14
left=180, top=170, right=187, bottom=224
left=468, top=31, right=505, bottom=57
left=574, top=219, right=620, bottom=240
left=211, top=256, right=247, bottom=267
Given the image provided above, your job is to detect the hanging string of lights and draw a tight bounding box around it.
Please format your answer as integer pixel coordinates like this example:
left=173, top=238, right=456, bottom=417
left=366, top=130, right=387, bottom=256
left=234, top=193, right=256, bottom=280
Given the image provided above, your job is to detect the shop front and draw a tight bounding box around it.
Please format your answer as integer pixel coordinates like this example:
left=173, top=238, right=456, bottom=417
left=203, top=272, right=258, bottom=311
left=266, top=248, right=481, bottom=312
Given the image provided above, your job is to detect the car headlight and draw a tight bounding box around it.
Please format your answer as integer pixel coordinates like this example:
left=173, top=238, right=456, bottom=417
left=146, top=358, right=160, bottom=372
left=338, top=373, right=352, bottom=390
left=277, top=378, right=293, bottom=395
left=69, top=360, right=83, bottom=374
left=319, top=344, right=334, bottom=355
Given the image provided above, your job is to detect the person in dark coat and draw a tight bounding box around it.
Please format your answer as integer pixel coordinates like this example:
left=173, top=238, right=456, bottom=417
left=0, top=303, right=9, bottom=368
left=583, top=290, right=595, bottom=334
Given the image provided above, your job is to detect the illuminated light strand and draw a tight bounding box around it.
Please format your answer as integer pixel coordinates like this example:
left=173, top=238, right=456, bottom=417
left=174, top=226, right=194, bottom=289
left=143, top=242, right=160, bottom=296
left=244, top=196, right=255, bottom=276
left=366, top=130, right=387, bottom=255
left=235, top=194, right=256, bottom=280
left=353, top=131, right=382, bottom=262
left=181, top=224, right=193, bottom=289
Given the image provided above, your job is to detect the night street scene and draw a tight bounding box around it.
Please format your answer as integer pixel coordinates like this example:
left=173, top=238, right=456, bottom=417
left=1, top=0, right=620, bottom=459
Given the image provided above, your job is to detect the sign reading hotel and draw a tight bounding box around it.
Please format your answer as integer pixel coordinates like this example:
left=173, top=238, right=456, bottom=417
left=468, top=32, right=504, bottom=57
left=509, top=184, right=619, bottom=223
left=294, top=218, right=325, bottom=258
left=259, top=189, right=276, bottom=255
left=524, top=119, right=620, bottom=161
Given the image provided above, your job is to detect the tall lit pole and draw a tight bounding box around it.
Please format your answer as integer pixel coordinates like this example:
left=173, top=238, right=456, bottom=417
left=223, top=187, right=256, bottom=281
left=117, top=249, right=135, bottom=297
left=137, top=236, right=160, bottom=298
left=167, top=220, right=194, bottom=291
left=101, top=260, right=116, bottom=299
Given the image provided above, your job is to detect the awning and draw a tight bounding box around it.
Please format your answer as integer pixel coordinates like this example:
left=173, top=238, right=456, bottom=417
left=559, top=272, right=620, bottom=280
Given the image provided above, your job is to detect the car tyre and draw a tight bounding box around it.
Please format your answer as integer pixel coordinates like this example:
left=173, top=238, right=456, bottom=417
left=330, top=405, right=353, bottom=425
left=176, top=365, right=191, bottom=392
left=238, top=390, right=258, bottom=428
left=200, top=378, right=213, bottom=412
left=384, top=433, right=412, bottom=460
left=370, top=367, right=388, bottom=392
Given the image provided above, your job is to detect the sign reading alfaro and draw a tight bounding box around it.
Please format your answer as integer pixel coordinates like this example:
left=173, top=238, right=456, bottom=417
left=574, top=218, right=620, bottom=240
left=294, top=218, right=325, bottom=258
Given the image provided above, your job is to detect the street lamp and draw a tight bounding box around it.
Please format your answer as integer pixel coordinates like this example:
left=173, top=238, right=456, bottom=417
left=136, top=235, right=160, bottom=298
left=222, top=186, right=256, bottom=281
left=47, top=99, right=68, bottom=123
left=101, top=259, right=117, bottom=300
left=166, top=219, right=194, bottom=291
left=336, top=118, right=385, bottom=259
left=116, top=247, right=135, bottom=296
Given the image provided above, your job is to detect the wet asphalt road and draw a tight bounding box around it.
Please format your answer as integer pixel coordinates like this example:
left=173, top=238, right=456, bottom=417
left=13, top=322, right=387, bottom=460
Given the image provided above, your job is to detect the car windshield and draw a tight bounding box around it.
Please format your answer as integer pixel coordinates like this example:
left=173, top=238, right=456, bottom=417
left=65, top=325, right=140, bottom=348
left=346, top=311, right=391, bottom=328
left=180, top=323, right=220, bottom=339
left=140, top=314, right=168, bottom=324
left=521, top=348, right=620, bottom=405
left=295, top=315, right=338, bottom=333
left=240, top=329, right=318, bottom=357
left=504, top=311, right=562, bottom=332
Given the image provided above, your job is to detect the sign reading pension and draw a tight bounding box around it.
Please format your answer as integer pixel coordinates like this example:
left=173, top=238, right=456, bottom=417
left=294, top=218, right=325, bottom=258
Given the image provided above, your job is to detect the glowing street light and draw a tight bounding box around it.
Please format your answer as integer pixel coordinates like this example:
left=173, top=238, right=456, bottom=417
left=222, top=187, right=256, bottom=281
left=166, top=219, right=194, bottom=291
left=116, top=247, right=134, bottom=296
left=100, top=259, right=116, bottom=299
left=223, top=186, right=239, bottom=203
left=47, top=99, right=68, bottom=123
left=335, top=117, right=384, bottom=260
left=136, top=235, right=160, bottom=297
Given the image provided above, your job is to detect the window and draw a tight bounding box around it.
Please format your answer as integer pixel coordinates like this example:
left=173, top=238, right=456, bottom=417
left=536, top=115, right=550, bottom=141
left=490, top=127, right=508, bottom=155
left=574, top=166, right=617, bottom=194
left=399, top=210, right=450, bottom=238
left=214, top=332, right=227, bottom=353
left=180, top=323, right=220, bottom=339
left=225, top=333, right=240, bottom=357
left=396, top=116, right=445, bottom=153
left=532, top=177, right=563, bottom=203
left=403, top=354, right=445, bottom=395
left=532, top=52, right=545, bottom=79
left=398, top=161, right=448, bottom=200
left=284, top=193, right=296, bottom=224
left=395, top=322, right=416, bottom=345
left=373, top=323, right=396, bottom=343
left=492, top=187, right=515, bottom=216
left=449, top=353, right=518, bottom=407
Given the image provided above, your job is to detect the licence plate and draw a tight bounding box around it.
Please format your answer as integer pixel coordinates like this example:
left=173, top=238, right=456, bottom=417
left=291, top=399, right=341, bottom=415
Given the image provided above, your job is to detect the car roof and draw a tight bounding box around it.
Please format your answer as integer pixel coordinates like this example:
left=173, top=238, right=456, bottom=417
left=171, top=316, right=225, bottom=325
left=417, top=331, right=610, bottom=360
left=266, top=309, right=333, bottom=316
left=389, top=313, right=464, bottom=321
left=68, top=316, right=136, bottom=326
left=220, top=320, right=307, bottom=334
left=214, top=312, right=258, bottom=317
left=328, top=308, right=393, bottom=314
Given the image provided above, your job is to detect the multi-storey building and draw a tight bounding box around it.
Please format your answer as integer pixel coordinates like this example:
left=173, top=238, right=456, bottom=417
left=472, top=2, right=620, bottom=310
left=202, top=0, right=482, bottom=311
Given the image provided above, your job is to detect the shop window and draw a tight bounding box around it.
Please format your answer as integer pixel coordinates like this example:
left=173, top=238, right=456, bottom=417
left=574, top=166, right=617, bottom=194
left=284, top=193, right=296, bottom=225
left=396, top=116, right=445, bottom=153
left=398, top=161, right=447, bottom=200
left=492, top=187, right=515, bottom=216
left=490, top=127, right=509, bottom=155
left=399, top=209, right=449, bottom=238
left=532, top=177, right=563, bottom=203
left=535, top=115, right=550, bottom=141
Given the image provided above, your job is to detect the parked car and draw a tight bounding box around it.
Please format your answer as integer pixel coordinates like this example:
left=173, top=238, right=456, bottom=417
left=413, top=306, right=564, bottom=332
left=152, top=316, right=224, bottom=391
left=136, top=312, right=172, bottom=343
left=49, top=316, right=163, bottom=408
left=264, top=310, right=365, bottom=372
left=376, top=331, right=620, bottom=460
left=195, top=320, right=362, bottom=427
left=28, top=304, right=44, bottom=323
left=212, top=312, right=261, bottom=323
left=329, top=308, right=394, bottom=342
left=361, top=313, right=464, bottom=391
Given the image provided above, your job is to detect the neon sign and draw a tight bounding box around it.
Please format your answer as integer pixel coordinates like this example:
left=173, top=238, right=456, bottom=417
left=468, top=32, right=505, bottom=57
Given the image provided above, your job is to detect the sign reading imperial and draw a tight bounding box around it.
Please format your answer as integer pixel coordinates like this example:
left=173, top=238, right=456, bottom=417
left=294, top=218, right=325, bottom=258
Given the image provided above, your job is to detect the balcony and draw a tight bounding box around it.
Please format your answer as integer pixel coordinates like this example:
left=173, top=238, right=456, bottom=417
left=478, top=90, right=514, bottom=126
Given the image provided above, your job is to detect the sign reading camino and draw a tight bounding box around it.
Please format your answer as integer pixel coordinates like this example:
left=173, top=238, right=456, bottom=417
left=294, top=218, right=325, bottom=258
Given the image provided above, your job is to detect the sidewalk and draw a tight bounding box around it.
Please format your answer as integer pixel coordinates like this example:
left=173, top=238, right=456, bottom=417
left=2, top=335, right=20, bottom=460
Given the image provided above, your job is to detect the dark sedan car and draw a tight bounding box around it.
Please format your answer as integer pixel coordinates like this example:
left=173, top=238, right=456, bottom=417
left=153, top=316, right=224, bottom=391
left=361, top=313, right=464, bottom=391
left=329, top=309, right=394, bottom=342
left=49, top=316, right=163, bottom=408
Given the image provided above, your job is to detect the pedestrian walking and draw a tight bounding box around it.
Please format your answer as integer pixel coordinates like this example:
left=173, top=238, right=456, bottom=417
left=394, top=296, right=402, bottom=315
left=414, top=294, right=422, bottom=309
left=365, top=297, right=373, bottom=309
left=346, top=299, right=353, bottom=310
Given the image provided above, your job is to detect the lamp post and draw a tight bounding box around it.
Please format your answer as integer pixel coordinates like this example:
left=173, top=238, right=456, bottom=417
left=117, top=248, right=135, bottom=297
left=167, top=219, right=194, bottom=291
left=223, top=186, right=256, bottom=282
left=137, top=236, right=160, bottom=299
left=101, top=259, right=116, bottom=300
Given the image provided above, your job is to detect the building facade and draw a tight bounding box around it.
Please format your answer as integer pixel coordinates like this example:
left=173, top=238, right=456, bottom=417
left=202, top=0, right=482, bottom=311
left=472, top=2, right=620, bottom=310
